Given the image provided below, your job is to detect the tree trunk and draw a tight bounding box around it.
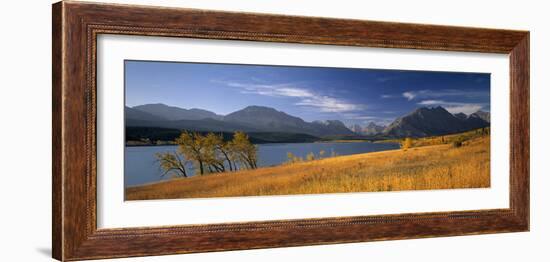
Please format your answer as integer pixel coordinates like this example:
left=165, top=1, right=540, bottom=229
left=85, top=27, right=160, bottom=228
left=198, top=160, right=204, bottom=175
left=220, top=149, right=233, bottom=171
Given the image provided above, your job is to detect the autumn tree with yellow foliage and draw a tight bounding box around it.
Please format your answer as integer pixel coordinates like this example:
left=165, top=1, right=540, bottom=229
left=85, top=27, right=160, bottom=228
left=402, top=137, right=413, bottom=150
left=229, top=131, right=258, bottom=169
left=156, top=131, right=258, bottom=177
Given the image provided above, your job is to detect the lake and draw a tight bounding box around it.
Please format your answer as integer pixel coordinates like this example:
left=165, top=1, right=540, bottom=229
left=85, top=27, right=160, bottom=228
left=125, top=141, right=400, bottom=187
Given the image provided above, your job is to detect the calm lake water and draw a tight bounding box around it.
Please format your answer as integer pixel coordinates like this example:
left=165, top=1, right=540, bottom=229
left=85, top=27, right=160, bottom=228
left=125, top=142, right=400, bottom=187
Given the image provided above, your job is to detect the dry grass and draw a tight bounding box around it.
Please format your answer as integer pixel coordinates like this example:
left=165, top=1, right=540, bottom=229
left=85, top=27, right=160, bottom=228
left=126, top=135, right=490, bottom=200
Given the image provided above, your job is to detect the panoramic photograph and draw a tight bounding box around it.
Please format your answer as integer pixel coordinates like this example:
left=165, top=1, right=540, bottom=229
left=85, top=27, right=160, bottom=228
left=124, top=60, right=491, bottom=201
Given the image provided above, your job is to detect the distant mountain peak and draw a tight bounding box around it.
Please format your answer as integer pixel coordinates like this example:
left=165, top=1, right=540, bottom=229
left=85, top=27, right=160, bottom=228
left=245, top=105, right=271, bottom=109
left=132, top=103, right=222, bottom=121
left=230, top=106, right=293, bottom=118
left=384, top=106, right=489, bottom=138
left=471, top=110, right=490, bottom=123
left=241, top=105, right=280, bottom=112
left=349, top=124, right=364, bottom=134
left=125, top=106, right=165, bottom=121
left=366, top=121, right=385, bottom=128
left=416, top=106, right=447, bottom=113
left=314, top=119, right=345, bottom=126
left=135, top=103, right=171, bottom=108
left=454, top=112, right=468, bottom=120
left=225, top=106, right=354, bottom=137
left=362, top=122, right=386, bottom=136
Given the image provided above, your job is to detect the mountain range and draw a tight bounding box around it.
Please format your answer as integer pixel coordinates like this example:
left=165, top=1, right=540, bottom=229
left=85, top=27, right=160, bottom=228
left=133, top=103, right=223, bottom=121
left=125, top=103, right=490, bottom=139
left=349, top=122, right=387, bottom=136
left=126, top=104, right=355, bottom=137
left=383, top=106, right=490, bottom=137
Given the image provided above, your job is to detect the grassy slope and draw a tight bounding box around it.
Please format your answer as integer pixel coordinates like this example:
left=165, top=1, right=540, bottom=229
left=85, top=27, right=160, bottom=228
left=125, top=135, right=490, bottom=200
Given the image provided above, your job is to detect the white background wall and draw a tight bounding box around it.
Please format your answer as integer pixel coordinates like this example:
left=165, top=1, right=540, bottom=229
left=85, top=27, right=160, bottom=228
left=0, top=0, right=547, bottom=261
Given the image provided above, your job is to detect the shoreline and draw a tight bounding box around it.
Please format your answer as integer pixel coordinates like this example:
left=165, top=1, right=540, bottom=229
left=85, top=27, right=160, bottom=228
left=125, top=142, right=402, bottom=187
left=125, top=134, right=489, bottom=200
left=126, top=146, right=406, bottom=190
left=126, top=139, right=387, bottom=147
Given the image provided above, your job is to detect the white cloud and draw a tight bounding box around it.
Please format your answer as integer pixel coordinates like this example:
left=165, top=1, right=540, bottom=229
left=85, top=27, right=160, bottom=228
left=417, top=100, right=446, bottom=105
left=402, top=92, right=416, bottom=100
left=215, top=80, right=365, bottom=113
left=444, top=105, right=483, bottom=115
left=276, top=87, right=314, bottom=98
left=417, top=100, right=484, bottom=115
left=403, top=89, right=489, bottom=115
left=295, top=96, right=363, bottom=113
left=402, top=89, right=488, bottom=101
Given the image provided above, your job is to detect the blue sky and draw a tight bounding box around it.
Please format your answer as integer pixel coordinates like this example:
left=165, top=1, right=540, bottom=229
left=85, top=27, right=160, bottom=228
left=125, top=60, right=490, bottom=126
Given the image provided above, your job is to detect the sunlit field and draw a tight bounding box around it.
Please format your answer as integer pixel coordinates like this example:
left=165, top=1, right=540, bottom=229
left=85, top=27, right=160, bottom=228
left=125, top=130, right=490, bottom=200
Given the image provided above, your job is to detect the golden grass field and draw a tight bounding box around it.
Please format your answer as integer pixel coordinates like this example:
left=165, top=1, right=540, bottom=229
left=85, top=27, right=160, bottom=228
left=125, top=130, right=490, bottom=200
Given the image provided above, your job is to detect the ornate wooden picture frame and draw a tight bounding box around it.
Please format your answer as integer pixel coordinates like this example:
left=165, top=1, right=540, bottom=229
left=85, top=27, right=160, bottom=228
left=52, top=1, right=529, bottom=261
